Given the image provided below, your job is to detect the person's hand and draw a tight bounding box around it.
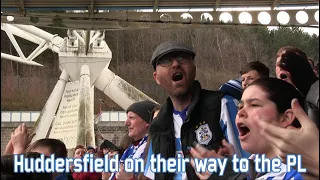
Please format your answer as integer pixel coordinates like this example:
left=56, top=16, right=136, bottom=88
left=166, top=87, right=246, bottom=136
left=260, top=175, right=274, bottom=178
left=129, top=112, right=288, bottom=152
left=102, top=172, right=111, bottom=180
left=116, top=163, right=134, bottom=180
left=11, top=123, right=32, bottom=154
left=217, top=139, right=235, bottom=156
left=96, top=132, right=105, bottom=140
left=257, top=98, right=319, bottom=177
left=190, top=140, right=235, bottom=159
left=4, top=126, right=35, bottom=155
left=4, top=139, right=14, bottom=154
left=70, top=164, right=75, bottom=173
left=189, top=140, right=235, bottom=179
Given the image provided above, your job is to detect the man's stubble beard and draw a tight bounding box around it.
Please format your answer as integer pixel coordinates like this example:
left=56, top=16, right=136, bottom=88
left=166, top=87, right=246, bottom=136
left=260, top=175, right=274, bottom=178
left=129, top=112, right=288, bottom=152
left=161, top=78, right=195, bottom=98
left=159, top=65, right=196, bottom=98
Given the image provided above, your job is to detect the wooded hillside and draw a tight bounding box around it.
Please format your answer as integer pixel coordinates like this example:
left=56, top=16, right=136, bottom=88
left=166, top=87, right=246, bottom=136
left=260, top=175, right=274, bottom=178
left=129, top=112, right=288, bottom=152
left=1, top=26, right=319, bottom=112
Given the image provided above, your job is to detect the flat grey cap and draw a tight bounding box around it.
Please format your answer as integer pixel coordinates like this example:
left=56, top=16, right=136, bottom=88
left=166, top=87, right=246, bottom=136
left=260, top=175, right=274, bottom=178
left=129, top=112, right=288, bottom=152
left=151, top=41, right=196, bottom=69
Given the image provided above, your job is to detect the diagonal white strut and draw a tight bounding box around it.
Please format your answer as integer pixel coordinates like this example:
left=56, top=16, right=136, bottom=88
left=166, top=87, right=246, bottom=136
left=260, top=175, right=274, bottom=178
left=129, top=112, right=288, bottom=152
left=1, top=23, right=157, bottom=149
left=1, top=23, right=63, bottom=66
left=1, top=23, right=155, bottom=108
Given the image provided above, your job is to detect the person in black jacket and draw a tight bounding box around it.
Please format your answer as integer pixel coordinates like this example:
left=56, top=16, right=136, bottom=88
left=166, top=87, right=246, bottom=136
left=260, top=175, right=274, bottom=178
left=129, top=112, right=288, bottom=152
left=144, top=41, right=241, bottom=180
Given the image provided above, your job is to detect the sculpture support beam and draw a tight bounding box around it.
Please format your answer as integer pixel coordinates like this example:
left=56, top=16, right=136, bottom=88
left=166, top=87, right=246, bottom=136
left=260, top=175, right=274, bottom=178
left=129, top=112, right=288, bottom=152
left=31, top=70, right=69, bottom=144
left=94, top=67, right=157, bottom=110
left=77, top=65, right=95, bottom=147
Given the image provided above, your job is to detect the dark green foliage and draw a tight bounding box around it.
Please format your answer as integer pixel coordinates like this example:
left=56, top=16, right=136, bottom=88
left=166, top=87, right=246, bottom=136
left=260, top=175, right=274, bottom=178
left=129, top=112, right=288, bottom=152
left=1, top=26, right=318, bottom=111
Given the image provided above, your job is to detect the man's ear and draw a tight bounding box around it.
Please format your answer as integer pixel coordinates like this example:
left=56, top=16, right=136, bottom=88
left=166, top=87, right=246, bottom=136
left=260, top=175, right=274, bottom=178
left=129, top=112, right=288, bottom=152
left=280, top=109, right=295, bottom=128
left=153, top=71, right=161, bottom=85
left=145, top=123, right=150, bottom=129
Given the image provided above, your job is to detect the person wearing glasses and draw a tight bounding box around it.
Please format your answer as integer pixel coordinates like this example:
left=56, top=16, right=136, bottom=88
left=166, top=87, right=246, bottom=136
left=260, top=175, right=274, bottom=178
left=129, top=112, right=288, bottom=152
left=144, top=41, right=243, bottom=180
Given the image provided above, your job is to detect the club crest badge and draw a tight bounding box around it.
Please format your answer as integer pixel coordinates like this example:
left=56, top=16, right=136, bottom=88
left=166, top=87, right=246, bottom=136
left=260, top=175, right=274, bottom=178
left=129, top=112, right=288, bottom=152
left=195, top=124, right=212, bottom=145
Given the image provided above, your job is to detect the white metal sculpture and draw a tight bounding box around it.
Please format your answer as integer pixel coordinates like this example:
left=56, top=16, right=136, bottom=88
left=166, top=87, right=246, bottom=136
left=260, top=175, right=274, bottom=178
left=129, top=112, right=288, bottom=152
left=1, top=23, right=156, bottom=149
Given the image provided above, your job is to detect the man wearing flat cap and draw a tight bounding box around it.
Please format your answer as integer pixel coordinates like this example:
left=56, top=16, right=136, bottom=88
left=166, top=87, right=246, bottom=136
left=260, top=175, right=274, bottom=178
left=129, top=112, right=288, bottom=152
left=100, top=139, right=120, bottom=156
left=112, top=100, right=159, bottom=180
left=100, top=139, right=121, bottom=180
left=144, top=41, right=244, bottom=180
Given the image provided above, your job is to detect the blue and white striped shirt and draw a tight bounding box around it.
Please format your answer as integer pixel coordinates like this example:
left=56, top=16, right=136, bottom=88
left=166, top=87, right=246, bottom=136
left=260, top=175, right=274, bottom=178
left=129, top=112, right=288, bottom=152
left=144, top=95, right=247, bottom=179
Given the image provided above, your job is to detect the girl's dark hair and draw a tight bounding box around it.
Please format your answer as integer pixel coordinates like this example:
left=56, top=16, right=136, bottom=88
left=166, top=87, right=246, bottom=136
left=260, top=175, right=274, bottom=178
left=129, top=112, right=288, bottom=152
left=26, top=138, right=67, bottom=158
left=277, top=46, right=318, bottom=96
left=1, top=152, right=52, bottom=180
left=249, top=78, right=304, bottom=128
left=149, top=106, right=161, bottom=123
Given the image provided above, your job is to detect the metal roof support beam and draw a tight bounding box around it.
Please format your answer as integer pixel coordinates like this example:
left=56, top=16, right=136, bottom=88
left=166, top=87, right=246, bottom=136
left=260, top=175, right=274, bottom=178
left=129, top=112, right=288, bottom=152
left=1, top=1, right=319, bottom=10
left=89, top=0, right=94, bottom=14
left=214, top=0, right=221, bottom=11
left=272, top=0, right=280, bottom=10
left=19, top=0, right=25, bottom=13
left=2, top=9, right=318, bottom=29
left=153, top=0, right=159, bottom=12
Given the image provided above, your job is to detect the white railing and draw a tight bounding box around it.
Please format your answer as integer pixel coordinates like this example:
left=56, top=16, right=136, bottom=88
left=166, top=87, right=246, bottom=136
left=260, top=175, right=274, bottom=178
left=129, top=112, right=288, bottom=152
left=1, top=111, right=127, bottom=122
left=99, top=111, right=127, bottom=122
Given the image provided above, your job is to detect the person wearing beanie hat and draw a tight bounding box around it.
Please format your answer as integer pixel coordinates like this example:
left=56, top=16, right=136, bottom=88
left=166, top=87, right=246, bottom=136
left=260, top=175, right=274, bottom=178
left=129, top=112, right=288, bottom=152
left=112, top=100, right=159, bottom=180
left=144, top=41, right=246, bottom=180
left=126, top=100, right=159, bottom=124
left=276, top=46, right=319, bottom=127
left=125, top=100, right=159, bottom=140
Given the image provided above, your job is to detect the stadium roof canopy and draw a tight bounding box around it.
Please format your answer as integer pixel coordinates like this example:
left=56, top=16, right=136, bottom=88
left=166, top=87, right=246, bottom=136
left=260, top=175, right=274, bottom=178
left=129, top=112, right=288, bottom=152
left=1, top=0, right=319, bottom=11
left=1, top=0, right=319, bottom=29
